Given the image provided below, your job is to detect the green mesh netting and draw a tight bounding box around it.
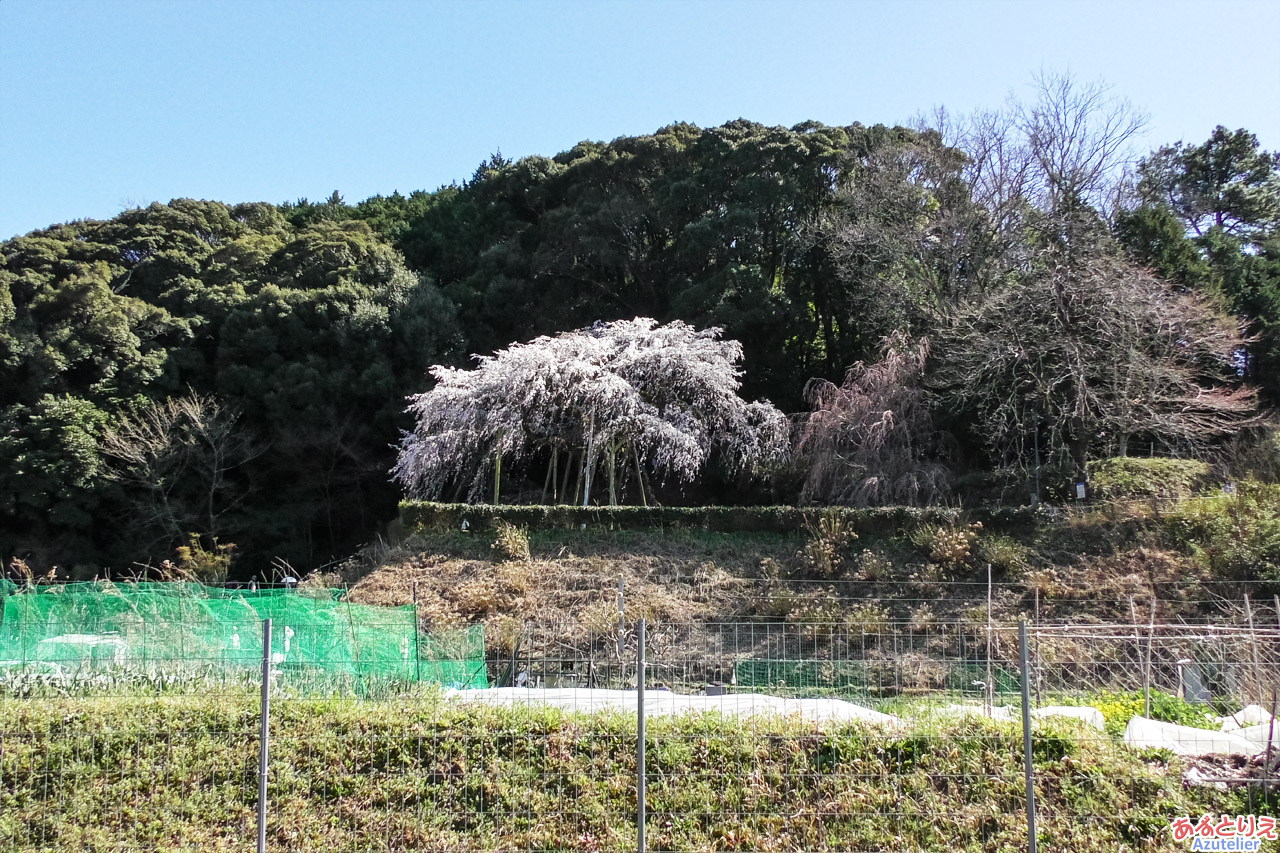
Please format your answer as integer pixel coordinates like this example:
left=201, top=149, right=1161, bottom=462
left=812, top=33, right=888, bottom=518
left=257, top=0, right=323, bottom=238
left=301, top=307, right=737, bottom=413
left=733, top=659, right=870, bottom=692
left=733, top=659, right=1018, bottom=694
left=0, top=582, right=486, bottom=688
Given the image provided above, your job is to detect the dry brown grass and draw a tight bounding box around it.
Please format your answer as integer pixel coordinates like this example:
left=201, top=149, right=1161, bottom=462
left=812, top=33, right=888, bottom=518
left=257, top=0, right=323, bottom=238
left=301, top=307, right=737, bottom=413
left=1027, top=546, right=1208, bottom=623
left=344, top=530, right=788, bottom=658
left=342, top=513, right=1223, bottom=664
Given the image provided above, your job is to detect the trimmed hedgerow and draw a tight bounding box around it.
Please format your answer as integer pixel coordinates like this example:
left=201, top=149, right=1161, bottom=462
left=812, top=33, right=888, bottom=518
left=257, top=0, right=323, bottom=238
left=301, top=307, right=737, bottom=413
left=399, top=502, right=1035, bottom=536
left=1087, top=457, right=1213, bottom=502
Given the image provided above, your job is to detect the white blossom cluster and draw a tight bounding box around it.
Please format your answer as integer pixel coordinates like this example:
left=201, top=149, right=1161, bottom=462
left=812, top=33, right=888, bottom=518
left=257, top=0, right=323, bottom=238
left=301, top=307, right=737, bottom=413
left=392, top=318, right=789, bottom=503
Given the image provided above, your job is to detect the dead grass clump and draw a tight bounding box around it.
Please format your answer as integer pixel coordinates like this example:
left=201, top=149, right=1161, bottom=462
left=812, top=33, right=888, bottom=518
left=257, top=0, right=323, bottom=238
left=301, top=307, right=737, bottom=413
left=346, top=531, right=770, bottom=652
left=341, top=509, right=1227, bottom=673
left=490, top=520, right=531, bottom=562
left=485, top=614, right=523, bottom=654
left=928, top=522, right=982, bottom=566
left=452, top=579, right=503, bottom=620
left=851, top=548, right=894, bottom=582
left=797, top=512, right=857, bottom=578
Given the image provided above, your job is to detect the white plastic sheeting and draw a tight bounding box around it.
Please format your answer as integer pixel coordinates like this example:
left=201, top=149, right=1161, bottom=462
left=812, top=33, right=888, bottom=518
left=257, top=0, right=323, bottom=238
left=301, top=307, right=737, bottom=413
left=1228, top=724, right=1276, bottom=750
left=932, top=704, right=1104, bottom=729
left=1031, top=706, right=1106, bottom=729
left=445, top=687, right=899, bottom=725
left=1123, top=716, right=1260, bottom=757
left=1219, top=704, right=1275, bottom=733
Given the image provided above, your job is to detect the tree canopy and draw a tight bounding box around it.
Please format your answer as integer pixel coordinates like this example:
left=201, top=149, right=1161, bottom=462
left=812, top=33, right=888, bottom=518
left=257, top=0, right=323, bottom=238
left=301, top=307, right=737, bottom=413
left=2, top=106, right=1274, bottom=578
left=1118, top=126, right=1280, bottom=404
left=1, top=200, right=459, bottom=575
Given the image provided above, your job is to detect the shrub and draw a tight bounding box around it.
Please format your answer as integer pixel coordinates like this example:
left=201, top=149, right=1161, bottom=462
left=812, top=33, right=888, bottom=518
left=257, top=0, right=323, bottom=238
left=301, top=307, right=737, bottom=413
left=845, top=601, right=890, bottom=634
left=1085, top=690, right=1218, bottom=739
left=853, top=549, right=893, bottom=582
left=908, top=604, right=936, bottom=632
left=1087, top=457, right=1211, bottom=502
left=174, top=534, right=235, bottom=584
left=1163, top=480, right=1280, bottom=587
left=975, top=534, right=1030, bottom=576
left=784, top=588, right=844, bottom=629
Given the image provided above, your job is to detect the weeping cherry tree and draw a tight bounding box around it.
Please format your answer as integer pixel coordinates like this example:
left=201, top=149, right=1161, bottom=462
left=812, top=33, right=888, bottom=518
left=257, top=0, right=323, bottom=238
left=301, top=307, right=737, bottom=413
left=392, top=318, right=789, bottom=505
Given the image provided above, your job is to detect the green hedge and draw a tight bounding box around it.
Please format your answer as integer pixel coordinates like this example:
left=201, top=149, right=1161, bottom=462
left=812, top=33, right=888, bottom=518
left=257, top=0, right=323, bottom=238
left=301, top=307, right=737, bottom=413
left=1086, top=457, right=1213, bottom=501
left=399, top=502, right=1034, bottom=535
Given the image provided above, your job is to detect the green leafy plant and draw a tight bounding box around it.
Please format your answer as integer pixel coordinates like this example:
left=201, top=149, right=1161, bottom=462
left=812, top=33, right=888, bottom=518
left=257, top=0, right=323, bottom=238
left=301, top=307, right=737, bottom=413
left=1163, top=480, right=1280, bottom=587
left=1081, top=690, right=1218, bottom=738
left=975, top=534, right=1029, bottom=576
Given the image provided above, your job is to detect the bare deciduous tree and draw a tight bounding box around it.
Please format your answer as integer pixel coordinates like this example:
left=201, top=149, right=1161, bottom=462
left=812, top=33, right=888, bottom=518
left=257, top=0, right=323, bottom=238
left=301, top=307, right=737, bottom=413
left=917, top=70, right=1149, bottom=269
left=101, top=391, right=262, bottom=550
left=933, top=252, right=1260, bottom=476
left=1019, top=70, right=1149, bottom=222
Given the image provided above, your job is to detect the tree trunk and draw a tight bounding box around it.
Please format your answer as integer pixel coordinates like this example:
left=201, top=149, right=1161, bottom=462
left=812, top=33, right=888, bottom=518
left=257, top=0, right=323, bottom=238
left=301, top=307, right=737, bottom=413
left=572, top=451, right=583, bottom=506
left=562, top=451, right=577, bottom=506
left=582, top=411, right=597, bottom=507
left=1070, top=414, right=1089, bottom=480
left=633, top=446, right=648, bottom=508
left=607, top=444, right=617, bottom=506
left=493, top=450, right=502, bottom=505
left=541, top=449, right=555, bottom=504
left=821, top=303, right=838, bottom=376
left=448, top=470, right=467, bottom=503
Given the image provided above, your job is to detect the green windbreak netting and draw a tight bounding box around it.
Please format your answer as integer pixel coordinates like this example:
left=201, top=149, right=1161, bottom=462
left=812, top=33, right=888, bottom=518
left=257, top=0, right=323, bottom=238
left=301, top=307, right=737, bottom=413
left=0, top=582, right=486, bottom=688
left=734, top=659, right=1018, bottom=695
left=734, top=659, right=871, bottom=693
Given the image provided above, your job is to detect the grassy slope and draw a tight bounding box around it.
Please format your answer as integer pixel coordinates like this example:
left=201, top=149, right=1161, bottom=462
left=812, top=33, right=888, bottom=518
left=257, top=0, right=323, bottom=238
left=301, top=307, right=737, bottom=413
left=343, top=500, right=1251, bottom=654
left=7, top=492, right=1276, bottom=850
left=1, top=694, right=1266, bottom=852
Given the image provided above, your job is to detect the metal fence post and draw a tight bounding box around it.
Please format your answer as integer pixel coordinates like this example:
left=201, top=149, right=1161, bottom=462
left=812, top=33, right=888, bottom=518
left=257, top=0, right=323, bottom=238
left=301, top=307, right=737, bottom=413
left=1245, top=594, right=1262, bottom=704
left=617, top=577, right=626, bottom=663
left=985, top=564, right=994, bottom=714
left=637, top=618, right=646, bottom=853
left=1019, top=619, right=1038, bottom=853
left=258, top=618, right=272, bottom=853
left=1032, top=588, right=1042, bottom=708
left=412, top=581, right=421, bottom=683
left=1145, top=599, right=1156, bottom=716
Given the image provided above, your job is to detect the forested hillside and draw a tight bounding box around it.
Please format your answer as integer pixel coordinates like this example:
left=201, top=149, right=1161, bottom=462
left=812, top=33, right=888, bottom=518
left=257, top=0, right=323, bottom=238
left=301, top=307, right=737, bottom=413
left=3, top=78, right=1278, bottom=579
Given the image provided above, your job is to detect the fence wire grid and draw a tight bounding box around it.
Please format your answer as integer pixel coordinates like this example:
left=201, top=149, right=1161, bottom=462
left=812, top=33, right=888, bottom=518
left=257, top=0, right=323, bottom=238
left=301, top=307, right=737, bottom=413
left=2, top=585, right=1279, bottom=852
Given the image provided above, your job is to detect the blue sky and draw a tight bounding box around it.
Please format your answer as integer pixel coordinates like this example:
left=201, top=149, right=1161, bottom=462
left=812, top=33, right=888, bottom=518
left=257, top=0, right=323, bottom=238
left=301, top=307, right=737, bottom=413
left=2, top=0, right=1278, bottom=240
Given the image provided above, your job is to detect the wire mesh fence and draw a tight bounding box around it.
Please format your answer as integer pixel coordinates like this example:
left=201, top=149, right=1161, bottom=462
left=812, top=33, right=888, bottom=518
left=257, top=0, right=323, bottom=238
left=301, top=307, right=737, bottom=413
left=2, top=582, right=1279, bottom=851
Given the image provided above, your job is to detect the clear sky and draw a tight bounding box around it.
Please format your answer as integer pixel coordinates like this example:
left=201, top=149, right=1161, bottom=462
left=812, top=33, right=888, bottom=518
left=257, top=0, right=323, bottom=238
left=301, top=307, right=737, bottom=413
left=2, top=0, right=1277, bottom=240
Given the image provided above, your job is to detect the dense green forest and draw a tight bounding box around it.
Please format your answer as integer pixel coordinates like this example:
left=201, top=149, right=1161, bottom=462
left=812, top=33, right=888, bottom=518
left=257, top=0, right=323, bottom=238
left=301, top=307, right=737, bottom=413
left=3, top=83, right=1278, bottom=579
